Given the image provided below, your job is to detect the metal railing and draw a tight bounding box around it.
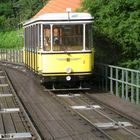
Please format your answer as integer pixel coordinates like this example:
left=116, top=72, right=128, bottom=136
left=0, top=49, right=23, bottom=64
left=94, top=63, right=140, bottom=104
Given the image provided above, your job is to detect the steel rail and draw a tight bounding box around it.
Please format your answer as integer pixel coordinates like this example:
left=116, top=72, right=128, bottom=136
left=94, top=106, right=140, bottom=139
left=55, top=91, right=140, bottom=139
left=4, top=70, right=42, bottom=140
left=85, top=93, right=140, bottom=126
left=72, top=108, right=115, bottom=140
left=48, top=91, right=115, bottom=140
left=2, top=61, right=140, bottom=139
left=84, top=93, right=140, bottom=139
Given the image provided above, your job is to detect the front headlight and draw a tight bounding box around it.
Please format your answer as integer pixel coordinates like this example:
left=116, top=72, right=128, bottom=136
left=66, top=66, right=71, bottom=74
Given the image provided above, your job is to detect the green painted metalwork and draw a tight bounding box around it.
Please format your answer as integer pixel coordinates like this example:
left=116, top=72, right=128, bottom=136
left=94, top=63, right=140, bottom=104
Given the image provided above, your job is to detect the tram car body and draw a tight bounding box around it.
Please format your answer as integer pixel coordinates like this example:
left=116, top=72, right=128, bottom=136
left=23, top=12, right=94, bottom=89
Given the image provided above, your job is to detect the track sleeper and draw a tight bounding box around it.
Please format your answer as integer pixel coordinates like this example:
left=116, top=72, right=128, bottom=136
left=0, top=108, right=20, bottom=113
left=0, top=76, right=5, bottom=79
left=0, top=132, right=32, bottom=139
left=0, top=84, right=9, bottom=87
left=71, top=105, right=101, bottom=110
left=0, top=94, right=13, bottom=97
left=94, top=122, right=133, bottom=130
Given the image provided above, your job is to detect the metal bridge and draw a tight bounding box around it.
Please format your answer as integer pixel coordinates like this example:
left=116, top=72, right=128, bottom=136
left=0, top=49, right=139, bottom=105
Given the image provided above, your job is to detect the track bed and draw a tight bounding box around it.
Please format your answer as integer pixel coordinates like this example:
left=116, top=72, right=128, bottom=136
left=5, top=67, right=107, bottom=140
left=3, top=64, right=140, bottom=140
left=0, top=68, right=39, bottom=140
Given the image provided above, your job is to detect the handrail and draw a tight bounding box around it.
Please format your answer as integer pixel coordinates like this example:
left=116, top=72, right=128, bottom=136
left=94, top=63, right=140, bottom=104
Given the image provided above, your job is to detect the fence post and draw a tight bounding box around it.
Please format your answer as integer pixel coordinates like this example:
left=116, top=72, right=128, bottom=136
left=105, top=65, right=108, bottom=91
left=131, top=72, right=134, bottom=103
left=116, top=68, right=119, bottom=97
left=110, top=66, right=113, bottom=94
left=121, top=70, right=125, bottom=99
left=136, top=73, right=139, bottom=104
left=125, top=70, right=128, bottom=101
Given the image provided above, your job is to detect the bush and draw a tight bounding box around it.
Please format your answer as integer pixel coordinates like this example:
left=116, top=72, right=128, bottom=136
left=0, top=30, right=23, bottom=49
left=81, top=0, right=140, bottom=69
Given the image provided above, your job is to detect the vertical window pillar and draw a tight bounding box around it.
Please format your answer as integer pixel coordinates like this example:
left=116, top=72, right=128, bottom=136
left=24, top=28, right=26, bottom=49
left=38, top=24, right=40, bottom=49
left=50, top=24, right=53, bottom=52
left=83, top=24, right=86, bottom=51
left=29, top=26, right=31, bottom=50
left=91, top=25, right=93, bottom=48
left=40, top=24, right=43, bottom=50
left=30, top=25, right=33, bottom=51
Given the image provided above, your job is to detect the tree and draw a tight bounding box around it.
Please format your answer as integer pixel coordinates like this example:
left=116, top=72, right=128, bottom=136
left=81, top=0, right=140, bottom=69
left=15, top=0, right=47, bottom=21
left=0, top=0, right=48, bottom=48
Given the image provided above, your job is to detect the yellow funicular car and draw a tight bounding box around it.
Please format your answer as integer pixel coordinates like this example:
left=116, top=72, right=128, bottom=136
left=23, top=12, right=94, bottom=90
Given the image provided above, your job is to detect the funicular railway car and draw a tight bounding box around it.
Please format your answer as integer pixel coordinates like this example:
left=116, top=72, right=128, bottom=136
left=23, top=12, right=94, bottom=90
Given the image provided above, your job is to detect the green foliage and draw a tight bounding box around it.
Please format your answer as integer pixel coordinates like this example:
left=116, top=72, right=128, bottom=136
left=0, top=0, right=48, bottom=49
left=0, top=2, right=14, bottom=31
left=82, top=0, right=140, bottom=70
left=0, top=30, right=23, bottom=49
left=0, top=16, right=6, bottom=30
left=0, top=3, right=12, bottom=16
left=15, top=0, right=46, bottom=20
left=0, top=0, right=48, bottom=31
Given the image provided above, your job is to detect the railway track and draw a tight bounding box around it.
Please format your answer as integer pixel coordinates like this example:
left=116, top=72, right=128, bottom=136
left=2, top=63, right=108, bottom=140
left=46, top=91, right=140, bottom=140
left=0, top=66, right=42, bottom=140
left=1, top=61, right=140, bottom=140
